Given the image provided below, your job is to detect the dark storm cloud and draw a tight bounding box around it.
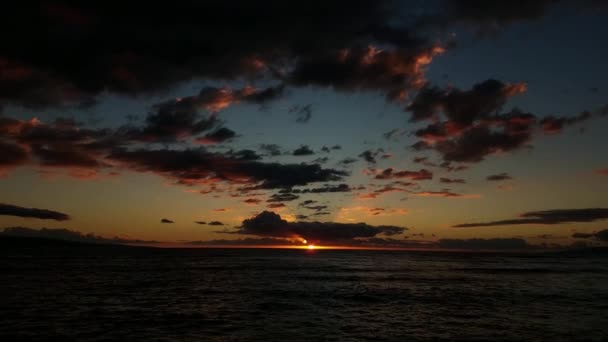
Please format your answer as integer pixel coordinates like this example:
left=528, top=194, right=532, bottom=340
left=0, top=1, right=444, bottom=109
left=0, top=203, right=70, bottom=221
left=161, top=218, right=174, bottom=224
left=439, top=177, right=466, bottom=184
left=236, top=211, right=406, bottom=242
left=438, top=238, right=530, bottom=250
left=197, top=127, right=237, bottom=145
left=292, top=145, right=315, bottom=156
left=0, top=227, right=156, bottom=244
left=486, top=173, right=512, bottom=181
left=373, top=168, right=433, bottom=180
left=453, top=208, right=608, bottom=227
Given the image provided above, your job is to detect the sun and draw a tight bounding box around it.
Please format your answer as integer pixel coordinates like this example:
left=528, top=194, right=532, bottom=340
left=307, top=244, right=315, bottom=250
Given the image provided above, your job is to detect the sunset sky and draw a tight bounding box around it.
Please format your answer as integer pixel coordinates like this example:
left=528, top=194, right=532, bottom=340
left=1, top=1, right=607, bottom=249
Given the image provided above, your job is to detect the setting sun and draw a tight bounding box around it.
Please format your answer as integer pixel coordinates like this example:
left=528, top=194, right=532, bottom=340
left=307, top=244, right=315, bottom=250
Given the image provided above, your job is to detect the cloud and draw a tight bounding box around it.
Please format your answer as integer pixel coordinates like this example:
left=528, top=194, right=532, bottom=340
left=244, top=198, right=262, bottom=205
left=540, top=111, right=592, bottom=134
left=411, top=190, right=480, bottom=198
left=372, top=168, right=433, bottom=180
left=0, top=141, right=29, bottom=175
left=109, top=147, right=348, bottom=189
left=358, top=148, right=387, bottom=164
left=292, top=145, right=314, bottom=156
left=235, top=211, right=406, bottom=243
left=407, top=79, right=527, bottom=124
left=208, top=221, right=224, bottom=226
left=383, top=128, right=406, bottom=140
left=290, top=104, right=313, bottom=124
left=0, top=226, right=156, bottom=244
left=486, top=172, right=512, bottom=181
left=453, top=208, right=608, bottom=227
left=161, top=218, right=174, bottom=224
left=0, top=1, right=445, bottom=109
left=267, top=193, right=300, bottom=202
left=267, top=203, right=286, bottom=209
left=290, top=183, right=351, bottom=194
left=438, top=238, right=531, bottom=250
left=197, top=127, right=237, bottom=145
left=572, top=229, right=608, bottom=242
left=439, top=177, right=466, bottom=184
left=259, top=144, right=282, bottom=157
left=194, top=221, right=206, bottom=225
left=0, top=203, right=70, bottom=221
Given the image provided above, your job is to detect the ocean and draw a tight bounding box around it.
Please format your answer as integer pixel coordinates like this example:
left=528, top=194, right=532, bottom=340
left=1, top=244, right=607, bottom=341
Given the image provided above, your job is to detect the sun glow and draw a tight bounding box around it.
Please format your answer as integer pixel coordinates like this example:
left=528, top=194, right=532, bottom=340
left=307, top=244, right=315, bottom=250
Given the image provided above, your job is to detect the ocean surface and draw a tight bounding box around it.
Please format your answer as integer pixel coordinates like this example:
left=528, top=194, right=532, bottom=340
left=1, top=243, right=607, bottom=341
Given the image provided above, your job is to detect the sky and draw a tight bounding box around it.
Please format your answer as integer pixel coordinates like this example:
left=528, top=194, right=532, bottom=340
left=0, top=1, right=607, bottom=250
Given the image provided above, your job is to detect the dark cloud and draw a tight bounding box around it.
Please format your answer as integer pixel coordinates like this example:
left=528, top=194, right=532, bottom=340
left=0, top=1, right=444, bottom=109
left=208, top=221, right=224, bottom=226
left=267, top=193, right=300, bottom=202
left=110, top=148, right=348, bottom=189
left=439, top=177, right=466, bottom=184
left=339, top=158, right=358, bottom=165
left=291, top=183, right=351, bottom=194
left=0, top=203, right=70, bottom=221
left=226, top=149, right=262, bottom=161
left=290, top=104, right=313, bottom=124
left=0, top=141, right=29, bottom=173
left=407, top=79, right=526, bottom=124
left=267, top=203, right=286, bottom=209
left=244, top=198, right=262, bottom=204
left=373, top=168, right=433, bottom=180
left=486, top=172, right=512, bottom=181
left=540, top=110, right=592, bottom=134
left=411, top=190, right=478, bottom=198
left=597, top=168, right=608, bottom=176
left=433, top=124, right=533, bottom=163
left=453, top=208, right=608, bottom=227
left=259, top=144, right=282, bottom=156
left=572, top=229, right=608, bottom=241
left=0, top=227, right=156, bottom=244
left=359, top=148, right=385, bottom=164
left=161, top=218, right=174, bottom=224
left=383, top=128, right=406, bottom=140
left=194, top=221, right=206, bottom=225
left=292, top=145, right=315, bottom=156
left=197, top=127, right=237, bottom=145
left=302, top=205, right=329, bottom=212
left=236, top=211, right=406, bottom=243
left=438, top=238, right=531, bottom=250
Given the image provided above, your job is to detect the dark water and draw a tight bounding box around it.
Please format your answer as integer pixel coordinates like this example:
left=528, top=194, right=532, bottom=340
left=1, top=247, right=608, bottom=341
